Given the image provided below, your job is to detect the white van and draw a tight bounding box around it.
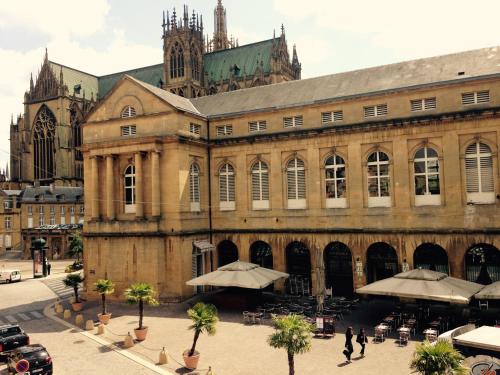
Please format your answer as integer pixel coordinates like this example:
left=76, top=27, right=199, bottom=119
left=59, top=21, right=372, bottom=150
left=0, top=269, right=22, bottom=283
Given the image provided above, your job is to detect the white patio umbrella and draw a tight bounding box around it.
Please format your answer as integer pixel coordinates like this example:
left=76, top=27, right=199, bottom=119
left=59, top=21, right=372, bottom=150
left=186, top=260, right=289, bottom=289
left=356, top=269, right=484, bottom=304
left=475, top=281, right=500, bottom=299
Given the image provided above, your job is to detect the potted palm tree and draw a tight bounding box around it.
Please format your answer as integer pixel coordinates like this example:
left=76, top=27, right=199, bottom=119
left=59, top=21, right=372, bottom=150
left=410, top=340, right=469, bottom=375
left=124, top=283, right=158, bottom=341
left=268, top=314, right=314, bottom=375
left=183, top=302, right=218, bottom=370
left=95, top=279, right=115, bottom=324
left=63, top=273, right=84, bottom=312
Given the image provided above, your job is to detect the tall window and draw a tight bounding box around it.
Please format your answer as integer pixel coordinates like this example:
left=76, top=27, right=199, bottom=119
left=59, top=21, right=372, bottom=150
left=367, top=151, right=391, bottom=207
left=251, top=161, right=269, bottom=210
left=33, top=105, right=56, bottom=180
left=4, top=217, right=11, bottom=230
left=219, top=163, right=235, bottom=211
left=325, top=155, right=347, bottom=208
left=190, top=163, right=200, bottom=212
left=465, top=142, right=495, bottom=204
left=191, top=46, right=200, bottom=81
left=124, top=165, right=136, bottom=213
left=70, top=104, right=83, bottom=161
left=287, top=157, right=306, bottom=209
left=414, top=147, right=441, bottom=206
left=60, top=206, right=66, bottom=225
left=170, top=42, right=185, bottom=79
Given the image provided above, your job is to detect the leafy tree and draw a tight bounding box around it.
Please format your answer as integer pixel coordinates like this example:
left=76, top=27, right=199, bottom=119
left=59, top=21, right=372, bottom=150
left=63, top=273, right=84, bottom=303
left=268, top=314, right=314, bottom=375
left=124, top=283, right=158, bottom=330
left=67, top=231, right=83, bottom=262
left=410, top=340, right=469, bottom=375
left=187, top=303, right=218, bottom=356
left=94, top=279, right=115, bottom=315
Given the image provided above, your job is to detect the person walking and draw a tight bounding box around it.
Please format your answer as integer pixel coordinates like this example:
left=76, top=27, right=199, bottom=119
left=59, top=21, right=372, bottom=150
left=356, top=328, right=368, bottom=357
left=343, top=326, right=354, bottom=363
left=47, top=262, right=51, bottom=276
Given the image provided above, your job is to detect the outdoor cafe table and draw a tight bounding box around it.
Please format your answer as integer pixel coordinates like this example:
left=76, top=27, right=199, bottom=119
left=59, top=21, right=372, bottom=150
left=423, top=328, right=438, bottom=341
left=398, top=326, right=411, bottom=337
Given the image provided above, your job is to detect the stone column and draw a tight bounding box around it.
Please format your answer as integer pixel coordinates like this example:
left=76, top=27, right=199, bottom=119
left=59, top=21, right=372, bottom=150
left=91, top=156, right=99, bottom=219
left=135, top=152, right=144, bottom=218
left=151, top=151, right=160, bottom=217
left=105, top=155, right=115, bottom=220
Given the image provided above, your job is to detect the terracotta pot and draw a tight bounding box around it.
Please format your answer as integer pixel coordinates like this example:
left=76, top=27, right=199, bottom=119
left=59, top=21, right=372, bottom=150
left=183, top=350, right=200, bottom=370
left=134, top=327, right=148, bottom=341
left=98, top=313, right=112, bottom=325
left=72, top=302, right=83, bottom=312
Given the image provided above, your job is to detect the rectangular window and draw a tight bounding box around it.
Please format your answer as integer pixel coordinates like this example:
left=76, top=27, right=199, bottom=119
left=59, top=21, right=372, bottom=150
left=3, top=199, right=12, bottom=210
left=283, top=115, right=303, bottom=128
left=39, top=215, right=45, bottom=226
left=70, top=206, right=75, bottom=215
left=60, top=206, right=65, bottom=215
left=39, top=206, right=44, bottom=214
left=462, top=91, right=490, bottom=105
left=249, top=121, right=267, bottom=132
left=364, top=104, right=388, bottom=118
left=28, top=206, right=33, bottom=215
left=50, top=215, right=56, bottom=225
left=189, top=123, right=201, bottom=135
left=28, top=217, right=33, bottom=228
left=121, top=125, right=137, bottom=137
left=216, top=125, right=233, bottom=136
left=410, top=97, right=437, bottom=112
left=79, top=206, right=84, bottom=214
left=50, top=206, right=55, bottom=214
left=4, top=217, right=11, bottom=230
left=321, top=110, right=344, bottom=124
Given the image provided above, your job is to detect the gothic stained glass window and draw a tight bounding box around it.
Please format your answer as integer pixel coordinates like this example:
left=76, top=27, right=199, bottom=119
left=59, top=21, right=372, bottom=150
left=170, top=42, right=185, bottom=79
left=191, top=46, right=200, bottom=81
left=70, top=104, right=83, bottom=161
left=33, top=105, right=56, bottom=180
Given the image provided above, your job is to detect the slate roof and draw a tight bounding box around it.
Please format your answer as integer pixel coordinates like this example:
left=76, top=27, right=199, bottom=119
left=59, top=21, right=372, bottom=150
left=98, top=64, right=164, bottom=98
left=49, top=62, right=98, bottom=99
left=2, top=190, right=22, bottom=196
left=204, top=38, right=277, bottom=82
left=21, top=186, right=84, bottom=203
left=190, top=46, right=500, bottom=117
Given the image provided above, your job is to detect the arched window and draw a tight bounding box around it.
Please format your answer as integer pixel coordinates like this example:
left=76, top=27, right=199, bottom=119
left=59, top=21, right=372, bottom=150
left=70, top=105, right=83, bottom=160
left=287, top=157, right=306, bottom=209
left=217, top=240, right=238, bottom=267
left=414, top=147, right=441, bottom=206
left=465, top=142, right=495, bottom=204
left=219, top=163, right=235, bottom=211
left=367, top=151, right=390, bottom=207
left=124, top=165, right=136, bottom=213
left=33, top=105, right=56, bottom=180
left=325, top=155, right=347, bottom=208
left=251, top=161, right=269, bottom=210
left=170, top=42, right=184, bottom=79
left=191, top=46, right=200, bottom=81
left=121, top=105, right=136, bottom=118
left=189, top=163, right=200, bottom=212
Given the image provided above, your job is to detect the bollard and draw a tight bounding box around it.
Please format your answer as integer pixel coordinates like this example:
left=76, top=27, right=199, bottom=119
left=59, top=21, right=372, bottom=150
left=56, top=304, right=64, bottom=314
left=63, top=309, right=71, bottom=320
left=75, top=314, right=84, bottom=326
left=158, top=347, right=168, bottom=365
left=123, top=332, right=134, bottom=348
left=97, top=323, right=105, bottom=335
left=85, top=320, right=94, bottom=331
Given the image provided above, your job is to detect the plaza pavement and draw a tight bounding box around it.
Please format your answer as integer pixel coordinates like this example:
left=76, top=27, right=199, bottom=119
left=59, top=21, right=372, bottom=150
left=52, top=297, right=420, bottom=375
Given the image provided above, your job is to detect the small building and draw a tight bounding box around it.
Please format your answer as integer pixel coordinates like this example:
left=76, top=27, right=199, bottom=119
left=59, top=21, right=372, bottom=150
left=0, top=190, right=22, bottom=257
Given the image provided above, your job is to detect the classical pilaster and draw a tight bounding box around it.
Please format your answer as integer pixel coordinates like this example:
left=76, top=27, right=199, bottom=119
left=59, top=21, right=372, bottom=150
left=151, top=151, right=161, bottom=217
left=105, top=155, right=115, bottom=220
left=91, top=156, right=99, bottom=219
left=135, top=152, right=144, bottom=218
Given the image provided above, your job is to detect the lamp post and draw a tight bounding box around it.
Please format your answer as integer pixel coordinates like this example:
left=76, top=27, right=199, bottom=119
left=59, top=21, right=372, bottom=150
left=30, top=238, right=48, bottom=278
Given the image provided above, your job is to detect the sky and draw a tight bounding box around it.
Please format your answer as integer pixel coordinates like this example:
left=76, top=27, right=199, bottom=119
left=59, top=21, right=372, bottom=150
left=0, top=0, right=499, bottom=172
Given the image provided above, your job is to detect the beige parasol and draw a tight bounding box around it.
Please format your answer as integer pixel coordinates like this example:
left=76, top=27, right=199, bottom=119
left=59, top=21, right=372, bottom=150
left=474, top=281, right=500, bottom=299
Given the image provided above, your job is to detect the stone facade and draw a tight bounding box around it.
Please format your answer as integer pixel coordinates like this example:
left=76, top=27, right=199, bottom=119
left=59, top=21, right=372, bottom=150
left=0, top=190, right=22, bottom=256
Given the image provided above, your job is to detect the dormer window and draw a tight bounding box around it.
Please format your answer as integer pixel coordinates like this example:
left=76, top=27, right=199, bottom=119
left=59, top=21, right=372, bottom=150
left=121, top=106, right=137, bottom=118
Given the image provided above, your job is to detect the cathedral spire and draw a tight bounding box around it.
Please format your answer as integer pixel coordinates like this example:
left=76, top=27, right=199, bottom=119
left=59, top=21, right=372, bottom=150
left=212, top=0, right=231, bottom=51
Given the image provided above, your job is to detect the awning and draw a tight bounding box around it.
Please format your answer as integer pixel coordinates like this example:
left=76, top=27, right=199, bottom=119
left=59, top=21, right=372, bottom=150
left=475, top=281, right=500, bottom=299
left=453, top=326, right=500, bottom=352
left=193, top=240, right=215, bottom=253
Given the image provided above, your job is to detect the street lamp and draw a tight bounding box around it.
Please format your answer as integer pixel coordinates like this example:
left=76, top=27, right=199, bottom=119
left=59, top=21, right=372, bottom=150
left=30, top=238, right=48, bottom=278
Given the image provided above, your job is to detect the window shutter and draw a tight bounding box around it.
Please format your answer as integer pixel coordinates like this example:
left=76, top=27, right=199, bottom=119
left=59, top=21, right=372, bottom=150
left=376, top=104, right=388, bottom=116
left=465, top=155, right=479, bottom=193
left=294, top=116, right=303, bottom=127
left=216, top=126, right=225, bottom=136
left=259, top=121, right=267, bottom=131
left=228, top=168, right=235, bottom=202
left=424, top=97, right=437, bottom=110
left=121, top=106, right=136, bottom=118
left=252, top=162, right=269, bottom=201
left=480, top=154, right=494, bottom=192
left=321, top=112, right=332, bottom=124
left=364, top=106, right=375, bottom=118
left=190, top=123, right=201, bottom=135
left=121, top=126, right=130, bottom=136
left=284, top=117, right=293, bottom=128
left=462, top=92, right=475, bottom=105
left=476, top=90, right=490, bottom=103
left=219, top=164, right=235, bottom=203
left=287, top=158, right=305, bottom=200
left=333, top=111, right=343, bottom=121
left=411, top=99, right=423, bottom=112
left=249, top=122, right=258, bottom=132
left=284, top=116, right=302, bottom=128
left=190, top=164, right=200, bottom=203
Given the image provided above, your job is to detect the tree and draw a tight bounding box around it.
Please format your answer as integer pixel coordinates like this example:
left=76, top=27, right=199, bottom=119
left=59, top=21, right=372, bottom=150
left=94, top=279, right=115, bottom=315
left=410, top=340, right=469, bottom=375
left=187, top=303, right=218, bottom=356
left=63, top=273, right=84, bottom=303
left=67, top=231, right=83, bottom=262
left=124, top=283, right=158, bottom=330
left=268, top=314, right=313, bottom=375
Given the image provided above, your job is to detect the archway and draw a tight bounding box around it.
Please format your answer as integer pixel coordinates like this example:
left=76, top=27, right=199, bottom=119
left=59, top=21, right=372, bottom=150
left=367, top=242, right=398, bottom=283
left=413, top=243, right=449, bottom=274
left=250, top=241, right=273, bottom=269
left=465, top=244, right=500, bottom=284
left=217, top=240, right=238, bottom=267
left=285, top=241, right=311, bottom=295
left=324, top=242, right=353, bottom=296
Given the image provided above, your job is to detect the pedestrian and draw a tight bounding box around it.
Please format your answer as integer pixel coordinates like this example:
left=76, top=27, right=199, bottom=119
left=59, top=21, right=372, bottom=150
left=47, top=262, right=51, bottom=276
left=343, top=326, right=354, bottom=363
left=356, top=328, right=368, bottom=357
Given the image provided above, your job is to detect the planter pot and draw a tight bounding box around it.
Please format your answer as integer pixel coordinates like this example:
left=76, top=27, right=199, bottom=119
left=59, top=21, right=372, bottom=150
left=134, top=327, right=148, bottom=341
left=98, top=313, right=112, bottom=325
left=183, top=350, right=200, bottom=370
left=72, top=302, right=83, bottom=312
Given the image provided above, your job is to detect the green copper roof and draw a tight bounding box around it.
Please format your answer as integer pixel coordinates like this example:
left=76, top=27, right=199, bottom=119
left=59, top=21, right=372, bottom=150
left=204, top=38, right=277, bottom=82
left=49, top=62, right=98, bottom=99
left=98, top=64, right=164, bottom=98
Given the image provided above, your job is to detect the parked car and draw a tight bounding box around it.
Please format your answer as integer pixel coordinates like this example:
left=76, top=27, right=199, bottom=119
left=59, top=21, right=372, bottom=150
left=0, top=269, right=21, bottom=283
left=6, top=344, right=52, bottom=375
left=0, top=324, right=30, bottom=361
